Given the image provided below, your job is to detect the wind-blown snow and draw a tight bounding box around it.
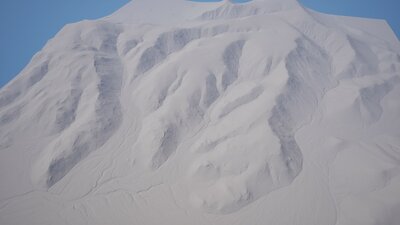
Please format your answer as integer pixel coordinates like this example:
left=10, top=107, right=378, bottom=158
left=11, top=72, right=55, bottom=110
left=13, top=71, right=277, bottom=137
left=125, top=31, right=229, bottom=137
left=0, top=0, right=399, bottom=224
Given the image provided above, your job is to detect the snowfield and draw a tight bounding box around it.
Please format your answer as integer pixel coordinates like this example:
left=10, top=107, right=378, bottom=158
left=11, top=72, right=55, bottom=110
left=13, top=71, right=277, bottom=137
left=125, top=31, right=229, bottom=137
left=1, top=0, right=400, bottom=224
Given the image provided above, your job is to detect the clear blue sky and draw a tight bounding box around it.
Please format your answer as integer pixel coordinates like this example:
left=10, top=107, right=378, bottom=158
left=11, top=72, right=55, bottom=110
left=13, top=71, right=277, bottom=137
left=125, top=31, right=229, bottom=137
left=0, top=0, right=399, bottom=88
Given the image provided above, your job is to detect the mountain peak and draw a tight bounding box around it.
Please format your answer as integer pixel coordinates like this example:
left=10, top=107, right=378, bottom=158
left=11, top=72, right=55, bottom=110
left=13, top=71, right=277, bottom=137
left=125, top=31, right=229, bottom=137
left=106, top=0, right=301, bottom=24
left=105, top=0, right=223, bottom=24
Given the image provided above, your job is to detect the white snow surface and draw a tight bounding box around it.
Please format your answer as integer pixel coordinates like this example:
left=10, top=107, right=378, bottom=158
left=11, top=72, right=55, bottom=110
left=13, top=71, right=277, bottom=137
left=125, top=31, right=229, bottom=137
left=1, top=0, right=400, bottom=224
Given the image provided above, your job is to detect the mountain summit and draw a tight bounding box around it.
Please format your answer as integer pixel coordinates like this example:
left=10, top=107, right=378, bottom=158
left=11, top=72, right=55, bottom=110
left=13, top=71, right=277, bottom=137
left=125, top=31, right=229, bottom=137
left=1, top=1, right=399, bottom=224
left=106, top=0, right=301, bottom=24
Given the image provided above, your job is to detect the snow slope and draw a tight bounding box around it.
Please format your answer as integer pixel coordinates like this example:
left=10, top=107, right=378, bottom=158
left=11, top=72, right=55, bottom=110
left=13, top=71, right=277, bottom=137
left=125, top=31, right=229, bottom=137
left=0, top=0, right=400, bottom=224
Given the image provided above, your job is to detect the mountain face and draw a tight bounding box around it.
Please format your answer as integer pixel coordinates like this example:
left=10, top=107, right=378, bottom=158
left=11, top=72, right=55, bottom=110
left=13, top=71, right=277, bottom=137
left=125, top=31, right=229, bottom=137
left=1, top=0, right=400, bottom=224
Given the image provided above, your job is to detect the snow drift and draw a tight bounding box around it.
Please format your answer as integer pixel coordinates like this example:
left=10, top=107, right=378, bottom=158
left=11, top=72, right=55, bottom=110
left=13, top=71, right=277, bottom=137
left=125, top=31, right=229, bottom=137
left=0, top=0, right=399, bottom=224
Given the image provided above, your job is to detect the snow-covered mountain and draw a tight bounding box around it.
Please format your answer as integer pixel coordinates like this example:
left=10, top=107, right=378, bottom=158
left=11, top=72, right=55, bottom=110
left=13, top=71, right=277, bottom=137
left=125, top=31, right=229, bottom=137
left=1, top=0, right=400, bottom=224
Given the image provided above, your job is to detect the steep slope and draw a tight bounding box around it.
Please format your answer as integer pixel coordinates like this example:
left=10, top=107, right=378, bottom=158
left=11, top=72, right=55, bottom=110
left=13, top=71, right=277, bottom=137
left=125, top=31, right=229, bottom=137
left=0, top=0, right=399, bottom=224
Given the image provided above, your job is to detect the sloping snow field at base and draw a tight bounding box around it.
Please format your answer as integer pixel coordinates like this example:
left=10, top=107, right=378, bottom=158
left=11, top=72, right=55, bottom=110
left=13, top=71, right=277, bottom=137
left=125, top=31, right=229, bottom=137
left=0, top=0, right=399, bottom=224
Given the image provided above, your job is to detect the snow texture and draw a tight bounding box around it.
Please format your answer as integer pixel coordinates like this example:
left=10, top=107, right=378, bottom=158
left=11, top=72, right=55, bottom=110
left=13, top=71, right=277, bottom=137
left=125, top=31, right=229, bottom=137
left=0, top=0, right=400, bottom=224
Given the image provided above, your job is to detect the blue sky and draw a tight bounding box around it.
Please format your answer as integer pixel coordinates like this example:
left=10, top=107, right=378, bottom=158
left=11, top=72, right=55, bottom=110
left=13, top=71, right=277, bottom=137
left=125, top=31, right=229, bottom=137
left=0, top=0, right=399, bottom=88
